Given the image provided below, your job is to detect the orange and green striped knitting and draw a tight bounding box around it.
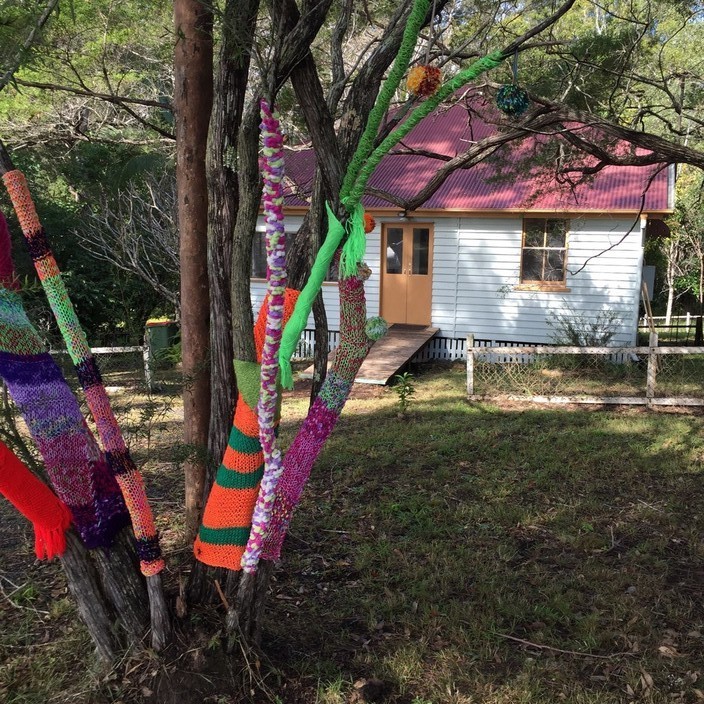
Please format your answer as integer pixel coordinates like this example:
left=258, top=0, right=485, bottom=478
left=194, top=288, right=299, bottom=569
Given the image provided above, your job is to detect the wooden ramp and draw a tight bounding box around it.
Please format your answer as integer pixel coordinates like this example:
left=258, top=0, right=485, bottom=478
left=301, top=324, right=439, bottom=386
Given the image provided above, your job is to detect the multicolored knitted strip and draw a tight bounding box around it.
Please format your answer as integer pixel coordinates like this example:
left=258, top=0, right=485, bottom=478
left=2, top=171, right=163, bottom=576
left=194, top=288, right=300, bottom=570
left=262, top=268, right=373, bottom=561
left=0, top=287, right=129, bottom=549
left=241, top=101, right=287, bottom=574
left=0, top=439, right=72, bottom=560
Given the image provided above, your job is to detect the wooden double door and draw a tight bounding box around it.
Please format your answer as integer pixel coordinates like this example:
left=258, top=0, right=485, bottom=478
left=380, top=223, right=433, bottom=326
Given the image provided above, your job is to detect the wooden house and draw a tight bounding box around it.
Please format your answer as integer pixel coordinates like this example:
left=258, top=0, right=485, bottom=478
left=252, top=101, right=673, bottom=359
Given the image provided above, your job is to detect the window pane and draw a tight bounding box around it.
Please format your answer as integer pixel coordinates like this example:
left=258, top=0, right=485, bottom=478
left=524, top=219, right=545, bottom=247
left=545, top=250, right=565, bottom=281
left=251, top=234, right=267, bottom=278
left=412, top=228, right=429, bottom=275
left=521, top=250, right=543, bottom=281
left=386, top=228, right=403, bottom=274
left=546, top=219, right=567, bottom=247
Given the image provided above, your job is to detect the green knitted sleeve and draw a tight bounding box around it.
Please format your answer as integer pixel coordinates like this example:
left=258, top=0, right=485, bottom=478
left=344, top=51, right=505, bottom=207
left=339, top=0, right=431, bottom=209
left=278, top=202, right=345, bottom=389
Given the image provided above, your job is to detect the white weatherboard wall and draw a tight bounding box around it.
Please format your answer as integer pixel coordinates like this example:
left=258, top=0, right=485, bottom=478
left=254, top=214, right=643, bottom=349
left=251, top=215, right=381, bottom=329
left=442, top=215, right=643, bottom=346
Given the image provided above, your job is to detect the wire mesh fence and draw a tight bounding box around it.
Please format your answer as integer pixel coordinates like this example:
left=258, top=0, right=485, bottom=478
left=467, top=335, right=704, bottom=406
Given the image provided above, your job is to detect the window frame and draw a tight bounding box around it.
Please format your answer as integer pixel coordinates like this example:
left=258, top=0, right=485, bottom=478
left=517, top=217, right=570, bottom=291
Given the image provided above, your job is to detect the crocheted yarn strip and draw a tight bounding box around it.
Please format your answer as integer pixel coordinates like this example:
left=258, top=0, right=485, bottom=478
left=194, top=288, right=300, bottom=570
left=2, top=171, right=163, bottom=576
left=262, top=271, right=373, bottom=561
left=241, top=101, right=287, bottom=573
left=0, top=288, right=129, bottom=549
left=0, top=439, right=72, bottom=560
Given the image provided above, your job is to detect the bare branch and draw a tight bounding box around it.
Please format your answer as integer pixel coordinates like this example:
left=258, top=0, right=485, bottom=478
left=0, top=0, right=60, bottom=93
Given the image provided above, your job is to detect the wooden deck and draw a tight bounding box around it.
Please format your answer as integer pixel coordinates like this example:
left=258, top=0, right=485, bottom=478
left=300, top=324, right=439, bottom=386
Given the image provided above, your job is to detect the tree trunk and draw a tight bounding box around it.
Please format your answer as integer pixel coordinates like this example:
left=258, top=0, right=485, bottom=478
left=60, top=528, right=156, bottom=661
left=60, top=532, right=120, bottom=663
left=665, top=281, right=674, bottom=326
left=173, top=0, right=214, bottom=543
left=187, top=0, right=260, bottom=605
left=230, top=100, right=262, bottom=364
left=696, top=260, right=703, bottom=345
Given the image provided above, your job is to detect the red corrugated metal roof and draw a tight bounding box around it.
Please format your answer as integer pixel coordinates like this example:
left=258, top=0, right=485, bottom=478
left=282, top=102, right=670, bottom=212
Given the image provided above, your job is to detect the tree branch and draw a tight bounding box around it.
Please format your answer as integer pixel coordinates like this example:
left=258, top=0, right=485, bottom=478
left=0, top=0, right=60, bottom=93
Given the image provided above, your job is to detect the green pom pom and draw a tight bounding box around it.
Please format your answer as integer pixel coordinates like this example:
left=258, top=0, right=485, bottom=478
left=496, top=84, right=529, bottom=117
left=365, top=316, right=388, bottom=341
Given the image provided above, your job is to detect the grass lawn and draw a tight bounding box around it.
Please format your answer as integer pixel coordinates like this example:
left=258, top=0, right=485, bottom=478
left=1, top=362, right=703, bottom=703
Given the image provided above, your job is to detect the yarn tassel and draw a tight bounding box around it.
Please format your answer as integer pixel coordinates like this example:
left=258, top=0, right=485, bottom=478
left=33, top=502, right=72, bottom=560
left=339, top=204, right=367, bottom=278
left=0, top=440, right=73, bottom=561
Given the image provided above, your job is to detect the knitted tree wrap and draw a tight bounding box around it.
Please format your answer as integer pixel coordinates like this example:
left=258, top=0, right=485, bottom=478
left=344, top=51, right=504, bottom=209
left=262, top=271, right=372, bottom=561
left=339, top=0, right=431, bottom=205
left=0, top=288, right=129, bottom=549
left=241, top=101, right=288, bottom=573
left=0, top=440, right=72, bottom=560
left=194, top=288, right=300, bottom=570
left=3, top=170, right=163, bottom=576
left=278, top=203, right=345, bottom=389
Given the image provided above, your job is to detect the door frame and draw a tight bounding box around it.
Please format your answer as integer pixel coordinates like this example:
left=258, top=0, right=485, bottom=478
left=380, top=221, right=434, bottom=326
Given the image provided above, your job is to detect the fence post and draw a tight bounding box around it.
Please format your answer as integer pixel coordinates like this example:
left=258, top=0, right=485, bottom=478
left=143, top=342, right=154, bottom=393
left=466, top=334, right=474, bottom=397
left=646, top=331, right=658, bottom=407
left=686, top=312, right=691, bottom=328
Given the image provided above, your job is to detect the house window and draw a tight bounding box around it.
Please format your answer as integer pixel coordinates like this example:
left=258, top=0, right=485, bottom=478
left=520, top=218, right=568, bottom=285
left=251, top=231, right=337, bottom=281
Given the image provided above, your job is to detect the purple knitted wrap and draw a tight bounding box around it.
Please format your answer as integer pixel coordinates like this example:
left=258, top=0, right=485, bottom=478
left=0, top=288, right=129, bottom=548
left=261, top=274, right=372, bottom=561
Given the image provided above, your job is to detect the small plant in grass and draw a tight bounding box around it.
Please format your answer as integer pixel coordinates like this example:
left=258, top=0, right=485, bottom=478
left=393, top=371, right=416, bottom=417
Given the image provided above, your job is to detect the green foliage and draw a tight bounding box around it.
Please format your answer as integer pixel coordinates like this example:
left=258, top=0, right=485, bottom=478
left=393, top=371, right=416, bottom=415
left=547, top=309, right=620, bottom=346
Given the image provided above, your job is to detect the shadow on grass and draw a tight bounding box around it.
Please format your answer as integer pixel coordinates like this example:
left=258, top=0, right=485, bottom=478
left=262, top=373, right=704, bottom=703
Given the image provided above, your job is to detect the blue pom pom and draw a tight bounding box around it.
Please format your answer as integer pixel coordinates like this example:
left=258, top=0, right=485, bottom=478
left=496, top=84, right=529, bottom=117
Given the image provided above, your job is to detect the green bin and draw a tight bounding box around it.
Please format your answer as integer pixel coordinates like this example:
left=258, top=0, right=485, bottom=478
left=145, top=320, right=179, bottom=366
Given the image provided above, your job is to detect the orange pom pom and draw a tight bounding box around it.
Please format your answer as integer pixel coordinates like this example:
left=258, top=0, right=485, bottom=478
left=407, top=65, right=442, bottom=97
left=363, top=213, right=376, bottom=233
